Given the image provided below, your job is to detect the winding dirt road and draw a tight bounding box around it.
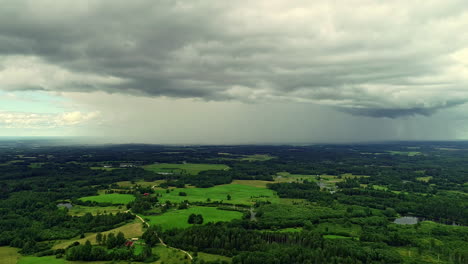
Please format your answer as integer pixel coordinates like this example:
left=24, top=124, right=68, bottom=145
left=134, top=214, right=193, bottom=261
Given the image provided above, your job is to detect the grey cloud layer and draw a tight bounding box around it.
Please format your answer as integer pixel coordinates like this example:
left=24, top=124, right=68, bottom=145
left=1, top=0, right=468, bottom=117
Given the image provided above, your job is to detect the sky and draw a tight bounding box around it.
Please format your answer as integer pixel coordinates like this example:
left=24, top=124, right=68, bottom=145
left=1, top=0, right=468, bottom=144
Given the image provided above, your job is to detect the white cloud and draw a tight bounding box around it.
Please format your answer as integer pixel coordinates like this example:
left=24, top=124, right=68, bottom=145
left=0, top=0, right=468, bottom=117
left=0, top=111, right=100, bottom=129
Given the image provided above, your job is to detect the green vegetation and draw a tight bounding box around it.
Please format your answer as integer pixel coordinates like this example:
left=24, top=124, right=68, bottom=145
left=156, top=184, right=279, bottom=205
left=388, top=151, right=422, bottom=156
left=0, top=247, right=19, bottom=264
left=68, top=205, right=126, bottom=216
left=18, top=256, right=66, bottom=264
left=143, top=163, right=229, bottom=175
left=142, top=206, right=243, bottom=230
left=79, top=193, right=135, bottom=205
left=152, top=245, right=190, bottom=264
left=1, top=142, right=467, bottom=264
left=240, top=154, right=275, bottom=162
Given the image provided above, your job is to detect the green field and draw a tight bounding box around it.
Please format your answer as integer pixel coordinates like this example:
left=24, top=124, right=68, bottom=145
left=156, top=184, right=279, bottom=205
left=144, top=163, right=229, bottom=175
left=323, top=235, right=354, bottom=239
left=240, top=154, right=275, bottom=161
left=78, top=193, right=135, bottom=205
left=416, top=176, right=433, bottom=182
left=153, top=245, right=190, bottom=264
left=0, top=247, right=19, bottom=264
left=142, top=206, right=243, bottom=230
left=18, top=256, right=66, bottom=264
left=68, top=205, right=126, bottom=216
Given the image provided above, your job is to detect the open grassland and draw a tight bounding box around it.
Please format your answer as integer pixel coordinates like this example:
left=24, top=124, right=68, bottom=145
left=18, top=256, right=66, bottom=264
left=231, top=179, right=273, bottom=188
left=68, top=205, right=126, bottom=216
left=153, top=245, right=191, bottom=264
left=142, top=206, right=243, bottom=230
left=117, top=180, right=165, bottom=188
left=197, top=252, right=232, bottom=263
left=143, top=163, right=229, bottom=175
left=156, top=184, right=279, bottom=205
left=0, top=247, right=20, bottom=264
left=276, top=172, right=316, bottom=182
left=53, top=221, right=143, bottom=249
left=416, top=176, right=433, bottom=182
left=79, top=193, right=135, bottom=205
left=18, top=256, right=129, bottom=264
left=240, top=154, right=275, bottom=161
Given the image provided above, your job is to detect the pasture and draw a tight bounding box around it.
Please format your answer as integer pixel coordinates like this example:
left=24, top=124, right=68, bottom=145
left=143, top=163, right=229, bottom=175
left=142, top=206, right=243, bottom=230
left=53, top=221, right=144, bottom=249
left=153, top=245, right=190, bottom=264
left=156, top=184, right=279, bottom=205
left=78, top=193, right=135, bottom=205
left=0, top=247, right=19, bottom=264
left=68, top=205, right=126, bottom=216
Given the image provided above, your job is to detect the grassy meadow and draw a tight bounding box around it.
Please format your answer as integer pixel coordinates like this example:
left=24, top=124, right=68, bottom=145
left=143, top=163, right=229, bottom=175
left=0, top=247, right=20, bottom=264
left=68, top=205, right=126, bottom=216
left=78, top=193, right=135, bottom=205
left=53, top=221, right=143, bottom=249
left=156, top=184, right=279, bottom=205
left=142, top=206, right=243, bottom=230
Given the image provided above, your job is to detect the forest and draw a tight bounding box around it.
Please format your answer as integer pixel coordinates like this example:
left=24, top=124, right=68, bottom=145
left=0, top=140, right=466, bottom=263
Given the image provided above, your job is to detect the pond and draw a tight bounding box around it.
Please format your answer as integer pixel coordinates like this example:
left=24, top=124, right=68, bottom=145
left=393, top=216, right=418, bottom=225
left=57, top=202, right=73, bottom=209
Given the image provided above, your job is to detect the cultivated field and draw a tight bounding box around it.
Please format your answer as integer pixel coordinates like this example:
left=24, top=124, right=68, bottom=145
left=156, top=184, right=279, bottom=205
left=53, top=221, right=144, bottom=249
left=142, top=206, right=243, bottom=230
left=79, top=193, right=135, bottom=205
left=143, top=163, right=229, bottom=175
left=68, top=205, right=126, bottom=216
left=0, top=247, right=20, bottom=264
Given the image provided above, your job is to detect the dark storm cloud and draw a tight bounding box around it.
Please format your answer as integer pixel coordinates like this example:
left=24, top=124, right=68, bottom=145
left=1, top=0, right=468, bottom=118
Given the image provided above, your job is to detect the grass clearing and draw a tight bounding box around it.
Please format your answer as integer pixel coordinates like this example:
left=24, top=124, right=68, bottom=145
left=153, top=245, right=191, bottom=264
left=143, top=163, right=229, bottom=175
left=117, top=180, right=165, bottom=188
left=53, top=221, right=144, bottom=249
left=156, top=184, right=279, bottom=205
left=416, top=176, right=433, bottom=183
left=0, top=247, right=20, bottom=264
left=240, top=154, right=275, bottom=161
left=18, top=256, right=66, bottom=264
left=79, top=193, right=135, bottom=205
left=68, top=205, right=126, bottom=216
left=323, top=235, right=354, bottom=239
left=142, top=206, right=243, bottom=230
left=197, top=252, right=232, bottom=263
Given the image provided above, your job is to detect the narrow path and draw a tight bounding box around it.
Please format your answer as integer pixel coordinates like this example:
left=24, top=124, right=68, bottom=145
left=134, top=214, right=193, bottom=261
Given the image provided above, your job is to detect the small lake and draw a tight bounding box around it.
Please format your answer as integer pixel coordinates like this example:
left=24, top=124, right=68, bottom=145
left=394, top=216, right=418, bottom=225
left=57, top=203, right=73, bottom=209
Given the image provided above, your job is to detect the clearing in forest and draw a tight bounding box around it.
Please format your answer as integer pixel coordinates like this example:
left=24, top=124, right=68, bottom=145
left=143, top=163, right=229, bottom=175
left=52, top=221, right=144, bottom=249
left=141, top=206, right=243, bottom=230
left=156, top=184, right=279, bottom=205
left=79, top=193, right=135, bottom=205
